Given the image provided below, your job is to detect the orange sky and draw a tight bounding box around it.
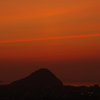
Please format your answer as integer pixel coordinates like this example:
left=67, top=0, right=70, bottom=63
left=0, top=0, right=100, bottom=86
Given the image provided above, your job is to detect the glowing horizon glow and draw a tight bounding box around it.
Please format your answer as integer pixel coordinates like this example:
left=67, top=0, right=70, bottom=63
left=0, top=33, right=100, bottom=44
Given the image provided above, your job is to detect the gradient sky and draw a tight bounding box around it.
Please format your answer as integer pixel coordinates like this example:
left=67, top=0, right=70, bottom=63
left=0, top=0, right=100, bottom=86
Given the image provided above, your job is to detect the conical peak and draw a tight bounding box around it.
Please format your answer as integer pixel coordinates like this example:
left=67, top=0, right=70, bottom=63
left=10, top=68, right=63, bottom=88
left=30, top=68, right=51, bottom=75
left=38, top=68, right=50, bottom=71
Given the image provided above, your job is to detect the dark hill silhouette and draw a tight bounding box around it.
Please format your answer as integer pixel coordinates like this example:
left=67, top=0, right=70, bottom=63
left=9, top=68, right=63, bottom=88
left=0, top=80, right=2, bottom=83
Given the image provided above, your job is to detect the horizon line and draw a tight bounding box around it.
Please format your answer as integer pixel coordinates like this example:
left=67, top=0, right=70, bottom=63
left=0, top=33, right=100, bottom=43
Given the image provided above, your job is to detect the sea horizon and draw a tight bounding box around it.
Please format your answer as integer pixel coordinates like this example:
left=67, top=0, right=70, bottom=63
left=63, top=82, right=100, bottom=87
left=0, top=82, right=99, bottom=87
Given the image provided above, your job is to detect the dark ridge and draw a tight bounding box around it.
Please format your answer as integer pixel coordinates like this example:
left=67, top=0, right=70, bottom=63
left=9, top=68, right=63, bottom=88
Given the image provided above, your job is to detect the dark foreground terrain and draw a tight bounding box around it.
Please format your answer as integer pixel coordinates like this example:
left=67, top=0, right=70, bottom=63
left=0, top=85, right=100, bottom=100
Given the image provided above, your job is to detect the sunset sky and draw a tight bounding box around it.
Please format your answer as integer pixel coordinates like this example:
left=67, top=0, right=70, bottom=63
left=0, top=0, right=100, bottom=86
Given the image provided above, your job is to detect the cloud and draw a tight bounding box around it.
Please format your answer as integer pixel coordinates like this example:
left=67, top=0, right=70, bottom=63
left=0, top=33, right=100, bottom=43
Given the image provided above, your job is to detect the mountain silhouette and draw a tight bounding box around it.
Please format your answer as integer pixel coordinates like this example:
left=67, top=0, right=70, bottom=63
left=9, top=68, right=63, bottom=88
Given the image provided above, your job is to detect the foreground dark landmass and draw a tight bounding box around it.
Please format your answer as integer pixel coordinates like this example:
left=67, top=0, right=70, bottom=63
left=0, top=85, right=100, bottom=100
left=0, top=69, right=100, bottom=100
